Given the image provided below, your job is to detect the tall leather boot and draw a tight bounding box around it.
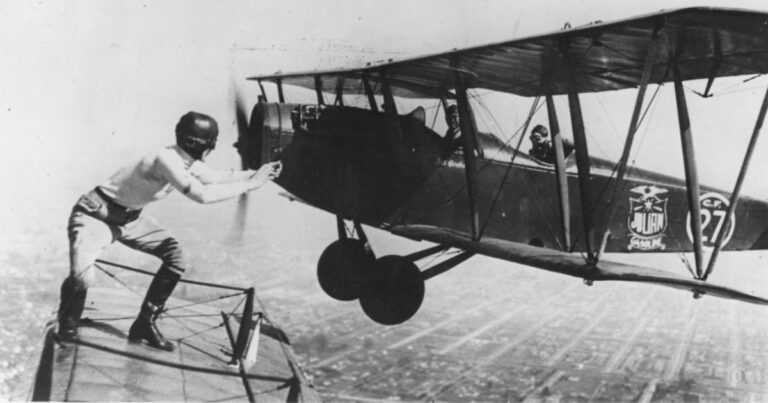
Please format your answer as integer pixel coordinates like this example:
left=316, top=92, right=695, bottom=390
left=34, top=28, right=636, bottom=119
left=128, top=265, right=180, bottom=352
left=58, top=276, right=87, bottom=339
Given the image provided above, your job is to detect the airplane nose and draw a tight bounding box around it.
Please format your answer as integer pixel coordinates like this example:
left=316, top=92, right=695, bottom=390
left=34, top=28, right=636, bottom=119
left=235, top=102, right=296, bottom=169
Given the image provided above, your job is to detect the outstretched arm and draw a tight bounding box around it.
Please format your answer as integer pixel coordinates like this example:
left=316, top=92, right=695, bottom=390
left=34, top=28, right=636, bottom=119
left=156, top=151, right=280, bottom=204
left=188, top=163, right=257, bottom=184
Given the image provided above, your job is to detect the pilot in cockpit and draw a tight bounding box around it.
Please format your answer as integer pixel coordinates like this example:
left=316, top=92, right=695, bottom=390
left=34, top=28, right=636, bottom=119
left=442, top=104, right=461, bottom=156
left=529, top=124, right=555, bottom=163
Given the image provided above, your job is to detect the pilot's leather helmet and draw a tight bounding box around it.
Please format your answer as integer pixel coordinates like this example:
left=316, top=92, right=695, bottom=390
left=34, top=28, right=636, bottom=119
left=176, top=111, right=218, bottom=160
left=531, top=124, right=548, bottom=138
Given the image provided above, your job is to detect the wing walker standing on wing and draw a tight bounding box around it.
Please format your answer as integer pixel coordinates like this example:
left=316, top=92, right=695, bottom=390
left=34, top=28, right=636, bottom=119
left=58, top=111, right=282, bottom=350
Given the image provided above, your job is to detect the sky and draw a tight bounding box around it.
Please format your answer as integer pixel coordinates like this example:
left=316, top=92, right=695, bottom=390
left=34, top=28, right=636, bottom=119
left=2, top=0, right=768, bottom=247
left=5, top=5, right=768, bottom=395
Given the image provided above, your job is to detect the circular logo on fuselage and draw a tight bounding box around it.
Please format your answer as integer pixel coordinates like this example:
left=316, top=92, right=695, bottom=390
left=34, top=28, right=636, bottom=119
left=685, top=192, right=736, bottom=248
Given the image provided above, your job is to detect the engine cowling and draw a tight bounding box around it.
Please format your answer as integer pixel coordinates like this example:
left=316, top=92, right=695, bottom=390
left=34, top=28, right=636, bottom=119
left=236, top=102, right=297, bottom=169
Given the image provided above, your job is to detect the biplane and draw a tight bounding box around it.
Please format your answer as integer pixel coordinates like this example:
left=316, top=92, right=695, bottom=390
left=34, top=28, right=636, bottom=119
left=235, top=7, right=768, bottom=326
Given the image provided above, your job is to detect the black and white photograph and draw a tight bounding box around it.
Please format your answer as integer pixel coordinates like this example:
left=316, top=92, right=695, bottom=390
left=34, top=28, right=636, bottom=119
left=4, top=0, right=768, bottom=401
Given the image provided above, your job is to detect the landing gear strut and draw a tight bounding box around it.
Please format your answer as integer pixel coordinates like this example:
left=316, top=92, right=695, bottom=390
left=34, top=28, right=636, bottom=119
left=316, top=218, right=474, bottom=326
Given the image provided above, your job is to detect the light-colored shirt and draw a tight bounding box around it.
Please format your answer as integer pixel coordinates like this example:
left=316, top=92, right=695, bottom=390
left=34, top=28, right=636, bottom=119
left=98, top=145, right=219, bottom=210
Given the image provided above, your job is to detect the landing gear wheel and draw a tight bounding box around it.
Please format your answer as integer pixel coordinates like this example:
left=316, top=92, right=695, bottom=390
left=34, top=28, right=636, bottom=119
left=317, top=239, right=374, bottom=301
left=359, top=256, right=424, bottom=325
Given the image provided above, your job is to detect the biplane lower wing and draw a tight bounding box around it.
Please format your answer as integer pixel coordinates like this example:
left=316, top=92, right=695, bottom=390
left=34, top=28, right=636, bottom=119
left=391, top=224, right=768, bottom=306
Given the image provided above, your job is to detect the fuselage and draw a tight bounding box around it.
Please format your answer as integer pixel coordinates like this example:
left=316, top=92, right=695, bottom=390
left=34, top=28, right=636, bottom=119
left=241, top=103, right=768, bottom=254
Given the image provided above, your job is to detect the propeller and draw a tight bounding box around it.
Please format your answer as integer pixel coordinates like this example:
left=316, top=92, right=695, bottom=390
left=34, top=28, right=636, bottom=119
left=229, top=89, right=250, bottom=244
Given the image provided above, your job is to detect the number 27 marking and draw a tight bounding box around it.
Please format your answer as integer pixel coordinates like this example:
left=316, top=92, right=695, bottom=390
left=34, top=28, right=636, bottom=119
left=700, top=209, right=727, bottom=243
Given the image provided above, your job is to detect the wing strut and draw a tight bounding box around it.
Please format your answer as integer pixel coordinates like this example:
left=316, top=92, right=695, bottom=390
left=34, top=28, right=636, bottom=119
left=277, top=78, right=285, bottom=103
left=379, top=70, right=404, bottom=142
left=257, top=80, right=267, bottom=102
left=673, top=62, right=704, bottom=278
left=380, top=71, right=398, bottom=114
left=362, top=73, right=379, bottom=112
left=703, top=86, right=768, bottom=281
left=598, top=40, right=658, bottom=257
left=455, top=76, right=481, bottom=241
left=335, top=78, right=345, bottom=106
left=699, top=24, right=723, bottom=98
left=545, top=94, right=571, bottom=251
left=562, top=42, right=596, bottom=262
left=314, top=76, right=325, bottom=105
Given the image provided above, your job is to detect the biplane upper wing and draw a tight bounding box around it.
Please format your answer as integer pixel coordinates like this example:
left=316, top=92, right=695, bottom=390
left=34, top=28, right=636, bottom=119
left=249, top=7, right=768, bottom=98
left=391, top=224, right=768, bottom=305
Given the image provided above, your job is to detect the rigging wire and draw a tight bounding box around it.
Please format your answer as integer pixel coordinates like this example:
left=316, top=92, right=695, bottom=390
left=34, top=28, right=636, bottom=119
left=164, top=292, right=247, bottom=314
left=442, top=91, right=562, bottom=245
left=95, top=259, right=250, bottom=292
left=685, top=74, right=767, bottom=98
left=77, top=360, right=147, bottom=400
left=94, top=264, right=142, bottom=297
left=397, top=90, right=545, bottom=226
left=478, top=96, right=553, bottom=242
left=176, top=324, right=227, bottom=342
left=588, top=93, right=621, bottom=156
left=596, top=82, right=666, bottom=236
left=471, top=91, right=564, bottom=246
left=416, top=248, right=461, bottom=271
left=94, top=260, right=255, bottom=348
left=715, top=83, right=768, bottom=96
left=620, top=82, right=697, bottom=279
left=627, top=83, right=664, bottom=167
left=439, top=92, right=546, bottom=191
left=428, top=98, right=441, bottom=131
left=57, top=335, right=293, bottom=381
left=67, top=257, right=308, bottom=399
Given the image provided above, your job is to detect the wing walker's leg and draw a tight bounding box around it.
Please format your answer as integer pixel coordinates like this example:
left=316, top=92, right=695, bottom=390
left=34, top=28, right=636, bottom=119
left=598, top=41, right=657, bottom=257
left=703, top=87, right=768, bottom=281
left=455, top=76, right=481, bottom=241
left=673, top=62, right=705, bottom=278
left=545, top=95, right=571, bottom=251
